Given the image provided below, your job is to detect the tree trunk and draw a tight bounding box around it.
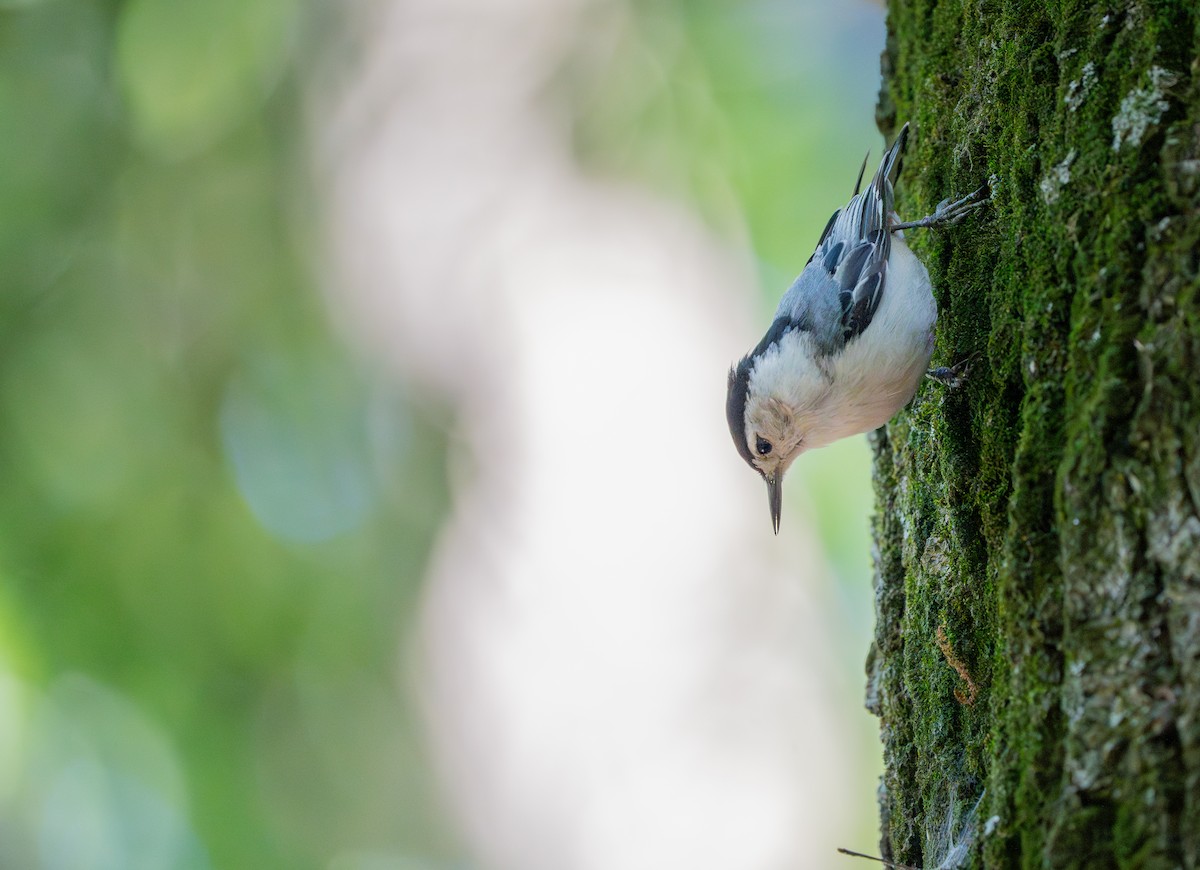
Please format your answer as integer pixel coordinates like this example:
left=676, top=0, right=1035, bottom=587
left=868, top=2, right=1200, bottom=868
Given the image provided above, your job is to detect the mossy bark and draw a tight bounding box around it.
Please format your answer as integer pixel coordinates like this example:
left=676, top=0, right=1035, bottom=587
left=868, top=2, right=1200, bottom=867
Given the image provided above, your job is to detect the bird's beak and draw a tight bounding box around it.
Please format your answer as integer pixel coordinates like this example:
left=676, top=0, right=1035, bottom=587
left=767, top=474, right=782, bottom=535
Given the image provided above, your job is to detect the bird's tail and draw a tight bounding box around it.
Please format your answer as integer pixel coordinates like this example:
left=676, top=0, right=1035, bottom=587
left=877, top=123, right=909, bottom=190
left=822, top=123, right=911, bottom=252
left=860, top=122, right=908, bottom=234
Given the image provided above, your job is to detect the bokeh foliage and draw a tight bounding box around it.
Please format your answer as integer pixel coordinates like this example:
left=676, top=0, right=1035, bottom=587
left=1, top=1, right=454, bottom=866
left=1, top=0, right=891, bottom=866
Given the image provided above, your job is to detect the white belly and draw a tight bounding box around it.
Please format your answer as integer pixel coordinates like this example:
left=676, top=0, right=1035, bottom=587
left=812, top=238, right=936, bottom=446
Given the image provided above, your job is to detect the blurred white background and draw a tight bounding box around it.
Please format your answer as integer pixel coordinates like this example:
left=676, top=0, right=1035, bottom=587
left=317, top=0, right=886, bottom=867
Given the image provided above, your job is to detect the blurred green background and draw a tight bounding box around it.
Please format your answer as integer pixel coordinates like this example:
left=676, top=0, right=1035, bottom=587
left=0, top=0, right=883, bottom=867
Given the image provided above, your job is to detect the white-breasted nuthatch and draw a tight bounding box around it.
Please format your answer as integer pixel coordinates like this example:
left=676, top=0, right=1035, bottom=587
left=725, top=124, right=987, bottom=533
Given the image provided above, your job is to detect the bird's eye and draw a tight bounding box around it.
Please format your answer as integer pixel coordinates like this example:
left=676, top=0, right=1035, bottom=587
left=755, top=436, right=773, bottom=456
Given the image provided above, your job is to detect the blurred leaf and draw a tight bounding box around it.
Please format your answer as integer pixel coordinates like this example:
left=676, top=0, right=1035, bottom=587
left=115, top=0, right=296, bottom=158
left=0, top=1, right=119, bottom=291
left=29, top=676, right=210, bottom=870
left=219, top=347, right=380, bottom=544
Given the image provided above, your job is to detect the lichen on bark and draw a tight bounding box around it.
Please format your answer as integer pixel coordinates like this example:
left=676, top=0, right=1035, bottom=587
left=867, top=2, right=1200, bottom=867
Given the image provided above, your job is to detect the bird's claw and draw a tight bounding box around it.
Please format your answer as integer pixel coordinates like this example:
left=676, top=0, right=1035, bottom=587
left=892, top=182, right=991, bottom=232
left=926, top=357, right=973, bottom=389
left=932, top=185, right=990, bottom=226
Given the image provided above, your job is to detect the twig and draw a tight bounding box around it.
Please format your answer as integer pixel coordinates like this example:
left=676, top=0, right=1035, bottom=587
left=837, top=847, right=922, bottom=869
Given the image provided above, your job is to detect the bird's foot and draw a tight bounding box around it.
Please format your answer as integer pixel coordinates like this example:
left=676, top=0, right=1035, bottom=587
left=891, top=182, right=990, bottom=232
left=926, top=357, right=973, bottom=389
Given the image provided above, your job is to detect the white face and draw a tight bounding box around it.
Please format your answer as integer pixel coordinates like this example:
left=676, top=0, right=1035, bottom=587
left=742, top=393, right=807, bottom=482
left=742, top=330, right=832, bottom=482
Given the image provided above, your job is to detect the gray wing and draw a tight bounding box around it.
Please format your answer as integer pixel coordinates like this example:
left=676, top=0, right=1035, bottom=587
left=772, top=123, right=908, bottom=353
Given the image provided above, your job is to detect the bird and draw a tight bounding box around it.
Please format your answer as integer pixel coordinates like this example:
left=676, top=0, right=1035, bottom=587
left=725, top=123, right=987, bottom=533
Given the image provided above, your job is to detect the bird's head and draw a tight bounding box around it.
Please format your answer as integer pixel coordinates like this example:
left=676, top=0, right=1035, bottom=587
left=726, top=334, right=828, bottom=533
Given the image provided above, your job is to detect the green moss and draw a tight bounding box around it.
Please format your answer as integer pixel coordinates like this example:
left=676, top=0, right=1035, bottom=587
left=871, top=0, right=1200, bottom=866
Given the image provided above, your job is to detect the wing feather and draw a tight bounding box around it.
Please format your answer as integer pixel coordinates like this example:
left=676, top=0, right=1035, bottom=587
left=765, top=124, right=910, bottom=357
left=805, top=123, right=908, bottom=342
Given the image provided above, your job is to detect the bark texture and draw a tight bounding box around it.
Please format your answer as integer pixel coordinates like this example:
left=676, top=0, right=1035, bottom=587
left=868, top=2, right=1200, bottom=867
